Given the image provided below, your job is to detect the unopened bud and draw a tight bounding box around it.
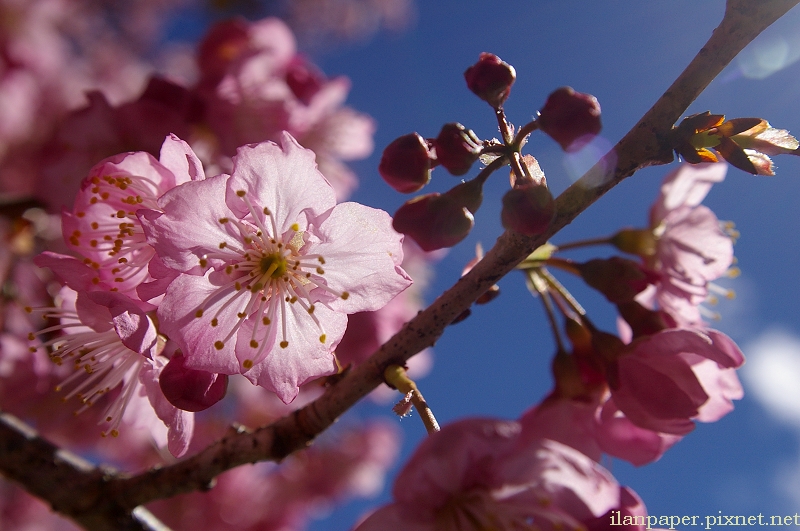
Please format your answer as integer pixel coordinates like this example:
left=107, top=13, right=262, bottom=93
left=379, top=133, right=435, bottom=193
left=434, top=123, right=482, bottom=175
left=464, top=53, right=516, bottom=109
left=393, top=193, right=474, bottom=251
left=538, top=87, right=602, bottom=152
left=159, top=352, right=228, bottom=412
left=500, top=182, right=555, bottom=235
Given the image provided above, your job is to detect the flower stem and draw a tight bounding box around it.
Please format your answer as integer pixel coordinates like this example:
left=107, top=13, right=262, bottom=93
left=554, top=235, right=613, bottom=251
left=539, top=267, right=586, bottom=317
left=383, top=365, right=440, bottom=434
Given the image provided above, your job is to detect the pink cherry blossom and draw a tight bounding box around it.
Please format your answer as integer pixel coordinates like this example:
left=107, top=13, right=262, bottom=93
left=60, top=134, right=203, bottom=300
left=354, top=418, right=622, bottom=531
left=645, top=163, right=733, bottom=325
left=197, top=17, right=373, bottom=200
left=140, top=132, right=410, bottom=402
left=609, top=327, right=744, bottom=435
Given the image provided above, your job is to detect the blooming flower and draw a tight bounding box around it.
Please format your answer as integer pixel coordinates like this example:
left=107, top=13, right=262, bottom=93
left=353, top=418, right=624, bottom=531
left=140, top=132, right=410, bottom=402
left=30, top=253, right=194, bottom=456
left=612, top=163, right=734, bottom=326
left=61, top=134, right=203, bottom=301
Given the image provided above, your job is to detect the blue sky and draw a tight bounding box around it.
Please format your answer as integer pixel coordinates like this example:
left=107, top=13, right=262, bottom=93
left=288, top=1, right=800, bottom=529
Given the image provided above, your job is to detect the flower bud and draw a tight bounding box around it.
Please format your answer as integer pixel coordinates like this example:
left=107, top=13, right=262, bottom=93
left=538, top=87, right=602, bottom=152
left=463, top=53, right=516, bottom=109
left=159, top=352, right=228, bottom=412
left=500, top=182, right=555, bottom=236
left=379, top=133, right=435, bottom=193
left=577, top=257, right=652, bottom=304
left=393, top=193, right=474, bottom=251
left=434, top=123, right=482, bottom=175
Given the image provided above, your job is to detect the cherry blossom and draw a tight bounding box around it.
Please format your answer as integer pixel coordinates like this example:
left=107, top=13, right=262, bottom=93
left=197, top=17, right=374, bottom=200
left=60, top=134, right=203, bottom=300
left=642, top=163, right=734, bottom=325
left=353, top=418, right=623, bottom=531
left=140, top=132, right=410, bottom=402
left=608, top=327, right=744, bottom=435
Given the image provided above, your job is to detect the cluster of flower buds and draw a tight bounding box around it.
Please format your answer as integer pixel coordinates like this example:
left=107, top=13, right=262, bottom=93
left=670, top=111, right=799, bottom=175
left=382, top=53, right=606, bottom=251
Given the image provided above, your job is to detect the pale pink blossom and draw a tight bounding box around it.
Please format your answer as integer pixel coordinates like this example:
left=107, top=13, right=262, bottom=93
left=354, top=418, right=622, bottom=531
left=141, top=133, right=410, bottom=402
left=645, top=163, right=733, bottom=326
left=25, top=255, right=193, bottom=455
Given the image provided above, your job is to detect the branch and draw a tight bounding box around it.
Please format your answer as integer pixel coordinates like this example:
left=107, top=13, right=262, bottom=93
left=0, top=412, right=171, bottom=531
left=3, top=0, right=798, bottom=526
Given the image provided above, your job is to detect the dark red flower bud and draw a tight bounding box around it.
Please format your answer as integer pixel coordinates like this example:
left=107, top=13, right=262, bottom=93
left=159, top=352, right=228, bottom=412
left=500, top=182, right=554, bottom=235
left=464, top=53, right=516, bottom=109
left=577, top=257, right=652, bottom=304
left=538, top=86, right=602, bottom=152
left=434, top=123, right=482, bottom=175
left=393, top=193, right=474, bottom=251
left=379, top=133, right=435, bottom=193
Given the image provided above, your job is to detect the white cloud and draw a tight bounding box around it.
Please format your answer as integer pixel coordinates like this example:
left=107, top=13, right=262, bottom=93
left=741, top=328, right=800, bottom=428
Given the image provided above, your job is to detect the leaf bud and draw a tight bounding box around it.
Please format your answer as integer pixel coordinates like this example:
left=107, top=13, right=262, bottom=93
left=434, top=123, right=482, bottom=175
left=159, top=352, right=229, bottom=412
left=538, top=86, right=602, bottom=152
left=379, top=133, right=436, bottom=193
left=463, top=53, right=516, bottom=109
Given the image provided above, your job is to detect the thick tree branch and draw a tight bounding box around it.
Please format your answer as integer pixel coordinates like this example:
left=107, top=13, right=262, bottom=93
left=0, top=412, right=170, bottom=531
left=2, top=0, right=798, bottom=527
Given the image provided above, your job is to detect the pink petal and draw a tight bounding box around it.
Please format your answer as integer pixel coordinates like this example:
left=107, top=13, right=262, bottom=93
left=650, top=163, right=727, bottom=224
left=307, top=202, right=411, bottom=313
left=225, top=132, right=336, bottom=235
left=140, top=174, right=236, bottom=274
left=245, top=304, right=344, bottom=403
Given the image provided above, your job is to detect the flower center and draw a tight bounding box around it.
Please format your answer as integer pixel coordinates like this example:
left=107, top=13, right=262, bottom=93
left=259, top=252, right=288, bottom=278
